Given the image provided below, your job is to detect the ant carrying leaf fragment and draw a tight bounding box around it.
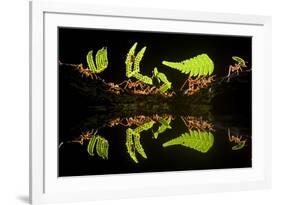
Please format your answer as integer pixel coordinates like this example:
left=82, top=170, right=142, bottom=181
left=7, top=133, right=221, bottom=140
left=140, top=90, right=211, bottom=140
left=227, top=56, right=248, bottom=82
left=227, top=128, right=247, bottom=150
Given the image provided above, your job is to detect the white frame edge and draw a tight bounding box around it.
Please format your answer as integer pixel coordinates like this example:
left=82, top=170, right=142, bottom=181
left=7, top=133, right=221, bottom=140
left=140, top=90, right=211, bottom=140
left=29, top=0, right=272, bottom=204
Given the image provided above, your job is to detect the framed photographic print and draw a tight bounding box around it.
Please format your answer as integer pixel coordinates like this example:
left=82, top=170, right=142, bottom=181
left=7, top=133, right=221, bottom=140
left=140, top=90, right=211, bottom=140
left=30, top=0, right=272, bottom=204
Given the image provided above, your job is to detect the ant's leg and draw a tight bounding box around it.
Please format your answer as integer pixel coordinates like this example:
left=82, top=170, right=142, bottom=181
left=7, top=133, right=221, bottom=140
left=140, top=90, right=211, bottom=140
left=119, top=79, right=130, bottom=89
left=227, top=66, right=232, bottom=82
left=227, top=66, right=232, bottom=77
left=180, top=78, right=189, bottom=91
left=228, top=128, right=232, bottom=141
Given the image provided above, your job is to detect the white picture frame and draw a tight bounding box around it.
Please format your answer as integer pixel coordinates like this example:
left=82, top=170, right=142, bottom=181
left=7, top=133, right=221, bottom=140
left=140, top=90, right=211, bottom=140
left=29, top=0, right=272, bottom=204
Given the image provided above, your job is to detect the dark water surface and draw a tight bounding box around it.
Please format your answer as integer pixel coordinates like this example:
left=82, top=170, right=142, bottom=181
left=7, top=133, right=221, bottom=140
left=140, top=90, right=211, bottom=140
left=59, top=113, right=251, bottom=176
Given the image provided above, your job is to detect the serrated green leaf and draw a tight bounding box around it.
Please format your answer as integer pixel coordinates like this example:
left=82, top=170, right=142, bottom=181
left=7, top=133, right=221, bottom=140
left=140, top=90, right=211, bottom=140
left=232, top=56, right=247, bottom=67
left=162, top=53, right=214, bottom=77
left=163, top=130, right=214, bottom=153
left=86, top=50, right=97, bottom=73
left=95, top=47, right=108, bottom=73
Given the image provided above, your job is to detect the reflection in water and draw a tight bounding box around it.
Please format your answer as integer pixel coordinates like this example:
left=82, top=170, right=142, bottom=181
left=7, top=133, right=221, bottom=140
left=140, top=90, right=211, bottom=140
left=163, top=130, right=214, bottom=153
left=181, top=116, right=214, bottom=131
left=152, top=116, right=172, bottom=139
left=106, top=114, right=172, bottom=128
left=126, top=121, right=155, bottom=163
left=68, top=115, right=223, bottom=162
left=228, top=128, right=247, bottom=150
left=70, top=129, right=109, bottom=159
left=72, top=129, right=95, bottom=145
left=87, top=134, right=109, bottom=160
left=163, top=116, right=215, bottom=153
left=60, top=114, right=250, bottom=175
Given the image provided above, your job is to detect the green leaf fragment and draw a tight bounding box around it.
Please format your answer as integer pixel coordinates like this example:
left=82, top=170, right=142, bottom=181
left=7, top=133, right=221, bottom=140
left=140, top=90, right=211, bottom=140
left=87, top=135, right=98, bottom=156
left=134, top=46, right=146, bottom=74
left=86, top=47, right=108, bottom=74
left=232, top=56, right=247, bottom=67
left=162, top=53, right=214, bottom=77
left=153, top=117, right=172, bottom=139
left=86, top=50, right=97, bottom=73
left=125, top=120, right=155, bottom=163
left=163, top=130, right=214, bottom=153
left=153, top=67, right=172, bottom=93
left=87, top=135, right=109, bottom=159
left=95, top=47, right=108, bottom=73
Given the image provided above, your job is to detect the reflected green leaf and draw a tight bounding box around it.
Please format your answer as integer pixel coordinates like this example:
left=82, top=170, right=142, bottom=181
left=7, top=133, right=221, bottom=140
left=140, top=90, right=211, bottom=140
left=153, top=116, right=172, bottom=139
left=125, top=120, right=155, bottom=163
left=232, top=140, right=246, bottom=150
left=87, top=134, right=109, bottom=159
left=163, top=130, right=214, bottom=153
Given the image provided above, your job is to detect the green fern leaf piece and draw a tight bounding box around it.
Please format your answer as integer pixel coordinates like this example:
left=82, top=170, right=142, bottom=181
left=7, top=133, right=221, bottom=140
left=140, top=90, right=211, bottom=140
left=232, top=56, right=247, bottom=67
left=133, top=46, right=146, bottom=74
left=159, top=83, right=171, bottom=93
left=162, top=54, right=214, bottom=77
left=87, top=135, right=109, bottom=159
left=126, top=128, right=139, bottom=163
left=134, top=133, right=147, bottom=159
left=125, top=120, right=155, bottom=163
left=153, top=116, right=172, bottom=139
left=95, top=47, right=108, bottom=73
left=125, top=42, right=154, bottom=86
left=232, top=140, right=246, bottom=150
left=133, top=72, right=153, bottom=85
left=125, top=43, right=138, bottom=77
left=182, top=60, right=191, bottom=74
left=86, top=47, right=108, bottom=74
left=153, top=67, right=172, bottom=93
left=86, top=50, right=97, bottom=73
left=134, top=120, right=155, bottom=133
left=87, top=135, right=98, bottom=156
left=95, top=136, right=109, bottom=159
left=162, top=61, right=186, bottom=73
left=191, top=57, right=200, bottom=76
left=162, top=130, right=214, bottom=153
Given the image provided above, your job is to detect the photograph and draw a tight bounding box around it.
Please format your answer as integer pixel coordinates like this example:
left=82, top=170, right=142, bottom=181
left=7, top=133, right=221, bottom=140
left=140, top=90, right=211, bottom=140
left=58, top=27, right=252, bottom=177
